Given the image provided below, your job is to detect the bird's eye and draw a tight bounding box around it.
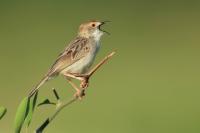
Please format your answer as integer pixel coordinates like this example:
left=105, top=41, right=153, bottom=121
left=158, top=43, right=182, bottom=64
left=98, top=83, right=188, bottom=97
left=92, top=24, right=96, bottom=27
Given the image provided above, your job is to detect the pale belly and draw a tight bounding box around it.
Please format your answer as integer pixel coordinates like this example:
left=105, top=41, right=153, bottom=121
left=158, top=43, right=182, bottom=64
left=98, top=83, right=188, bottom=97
left=62, top=53, right=95, bottom=74
left=60, top=44, right=100, bottom=75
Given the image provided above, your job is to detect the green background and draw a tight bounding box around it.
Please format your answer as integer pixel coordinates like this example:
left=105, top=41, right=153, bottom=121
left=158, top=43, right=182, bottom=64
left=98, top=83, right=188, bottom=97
left=0, top=0, right=200, bottom=133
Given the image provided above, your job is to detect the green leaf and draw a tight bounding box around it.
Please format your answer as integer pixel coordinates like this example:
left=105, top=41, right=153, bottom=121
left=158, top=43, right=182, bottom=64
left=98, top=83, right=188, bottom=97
left=37, top=99, right=56, bottom=107
left=32, top=91, right=38, bottom=110
left=24, top=92, right=38, bottom=127
left=14, top=97, right=30, bottom=133
left=0, top=106, right=7, bottom=120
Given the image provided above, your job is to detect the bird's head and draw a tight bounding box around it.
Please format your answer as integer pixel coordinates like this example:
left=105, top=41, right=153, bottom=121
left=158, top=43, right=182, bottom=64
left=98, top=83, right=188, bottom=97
left=78, top=20, right=109, bottom=41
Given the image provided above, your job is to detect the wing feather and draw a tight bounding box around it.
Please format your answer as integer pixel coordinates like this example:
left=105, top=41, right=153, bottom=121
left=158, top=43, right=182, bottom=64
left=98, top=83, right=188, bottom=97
left=47, top=36, right=89, bottom=76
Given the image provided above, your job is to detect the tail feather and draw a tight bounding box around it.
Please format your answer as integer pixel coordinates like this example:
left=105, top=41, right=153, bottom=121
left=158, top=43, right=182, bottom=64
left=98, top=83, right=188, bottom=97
left=28, top=76, right=49, bottom=98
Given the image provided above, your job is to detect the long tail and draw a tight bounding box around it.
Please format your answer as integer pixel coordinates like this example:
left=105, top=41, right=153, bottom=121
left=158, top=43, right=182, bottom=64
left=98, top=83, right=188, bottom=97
left=28, top=76, right=49, bottom=98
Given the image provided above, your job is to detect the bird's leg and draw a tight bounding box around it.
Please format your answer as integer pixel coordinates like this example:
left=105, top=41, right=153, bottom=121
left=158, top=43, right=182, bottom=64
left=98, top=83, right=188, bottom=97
left=66, top=78, right=85, bottom=99
left=69, top=73, right=90, bottom=88
left=64, top=52, right=116, bottom=88
left=63, top=73, right=90, bottom=89
left=63, top=73, right=83, bottom=80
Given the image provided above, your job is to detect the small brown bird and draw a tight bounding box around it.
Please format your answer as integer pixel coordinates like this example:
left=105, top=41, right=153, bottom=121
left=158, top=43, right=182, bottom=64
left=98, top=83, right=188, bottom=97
left=28, top=20, right=108, bottom=98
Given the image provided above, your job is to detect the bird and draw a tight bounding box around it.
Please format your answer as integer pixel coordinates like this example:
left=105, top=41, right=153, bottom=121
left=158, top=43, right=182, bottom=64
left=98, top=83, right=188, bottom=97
left=28, top=20, right=108, bottom=98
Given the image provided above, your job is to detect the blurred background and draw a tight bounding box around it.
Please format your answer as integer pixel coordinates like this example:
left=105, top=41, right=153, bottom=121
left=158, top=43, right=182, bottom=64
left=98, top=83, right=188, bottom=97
left=0, top=0, right=200, bottom=133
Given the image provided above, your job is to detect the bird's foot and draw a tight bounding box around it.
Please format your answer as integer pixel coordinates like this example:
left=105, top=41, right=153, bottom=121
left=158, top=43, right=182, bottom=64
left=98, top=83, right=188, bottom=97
left=80, top=77, right=89, bottom=88
left=73, top=89, right=85, bottom=100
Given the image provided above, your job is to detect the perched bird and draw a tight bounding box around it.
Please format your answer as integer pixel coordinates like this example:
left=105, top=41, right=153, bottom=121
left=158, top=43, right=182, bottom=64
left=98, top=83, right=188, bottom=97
left=28, top=20, right=108, bottom=98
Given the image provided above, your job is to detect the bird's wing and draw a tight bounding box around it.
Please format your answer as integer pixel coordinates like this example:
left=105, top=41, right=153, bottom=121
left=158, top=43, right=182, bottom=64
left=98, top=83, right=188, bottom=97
left=46, top=36, right=90, bottom=77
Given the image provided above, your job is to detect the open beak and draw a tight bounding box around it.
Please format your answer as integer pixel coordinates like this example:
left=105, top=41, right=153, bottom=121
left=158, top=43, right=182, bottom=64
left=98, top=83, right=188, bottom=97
left=98, top=21, right=110, bottom=35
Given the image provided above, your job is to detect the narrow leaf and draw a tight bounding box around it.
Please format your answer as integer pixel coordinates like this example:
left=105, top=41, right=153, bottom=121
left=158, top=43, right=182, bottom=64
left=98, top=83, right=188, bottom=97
left=37, top=99, right=56, bottom=107
left=36, top=118, right=50, bottom=133
left=0, top=106, right=7, bottom=120
left=14, top=97, right=30, bottom=133
left=24, top=92, right=38, bottom=127
left=52, top=88, right=60, bottom=100
left=32, top=91, right=38, bottom=110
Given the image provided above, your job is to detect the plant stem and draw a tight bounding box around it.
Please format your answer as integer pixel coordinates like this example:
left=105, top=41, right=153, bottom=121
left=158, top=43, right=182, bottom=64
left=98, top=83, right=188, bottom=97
left=35, top=51, right=115, bottom=132
left=50, top=97, right=77, bottom=122
left=35, top=97, right=78, bottom=133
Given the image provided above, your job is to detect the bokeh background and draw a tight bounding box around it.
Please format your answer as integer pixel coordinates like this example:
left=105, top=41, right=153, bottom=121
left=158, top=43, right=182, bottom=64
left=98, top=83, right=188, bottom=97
left=0, top=0, right=200, bottom=133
